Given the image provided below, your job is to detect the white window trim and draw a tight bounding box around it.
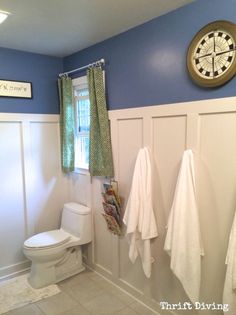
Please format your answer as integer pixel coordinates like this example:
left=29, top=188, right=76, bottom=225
left=72, top=70, right=105, bottom=175
left=72, top=75, right=90, bottom=175
left=72, top=76, right=88, bottom=87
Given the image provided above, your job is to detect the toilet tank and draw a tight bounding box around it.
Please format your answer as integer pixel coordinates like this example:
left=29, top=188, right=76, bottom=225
left=61, top=202, right=92, bottom=244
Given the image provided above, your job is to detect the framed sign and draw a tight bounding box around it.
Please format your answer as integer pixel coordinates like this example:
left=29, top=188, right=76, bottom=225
left=0, top=80, right=32, bottom=98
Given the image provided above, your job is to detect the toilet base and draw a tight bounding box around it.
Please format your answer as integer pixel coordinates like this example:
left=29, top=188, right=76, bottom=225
left=28, top=246, right=85, bottom=288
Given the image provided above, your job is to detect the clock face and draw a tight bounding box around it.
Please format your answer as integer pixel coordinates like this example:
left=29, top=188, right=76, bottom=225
left=187, top=21, right=236, bottom=87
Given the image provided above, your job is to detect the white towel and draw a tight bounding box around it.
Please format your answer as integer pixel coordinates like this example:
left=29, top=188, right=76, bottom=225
left=223, top=212, right=236, bottom=315
left=123, top=147, right=158, bottom=278
left=164, top=149, right=204, bottom=303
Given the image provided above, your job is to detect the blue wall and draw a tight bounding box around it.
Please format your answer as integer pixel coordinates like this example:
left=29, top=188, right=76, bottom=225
left=0, top=48, right=62, bottom=113
left=0, top=0, right=235, bottom=114
left=64, top=0, right=236, bottom=110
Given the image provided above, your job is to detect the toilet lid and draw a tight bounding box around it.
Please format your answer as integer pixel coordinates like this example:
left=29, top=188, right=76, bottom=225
left=24, top=229, right=70, bottom=248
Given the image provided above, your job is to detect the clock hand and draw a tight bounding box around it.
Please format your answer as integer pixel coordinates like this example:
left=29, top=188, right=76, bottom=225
left=212, top=57, right=215, bottom=78
left=215, top=47, right=236, bottom=56
left=194, top=46, right=236, bottom=60
left=194, top=52, right=212, bottom=60
left=213, top=33, right=216, bottom=53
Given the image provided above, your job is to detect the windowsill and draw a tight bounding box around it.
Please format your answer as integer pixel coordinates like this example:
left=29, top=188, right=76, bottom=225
left=73, top=167, right=90, bottom=176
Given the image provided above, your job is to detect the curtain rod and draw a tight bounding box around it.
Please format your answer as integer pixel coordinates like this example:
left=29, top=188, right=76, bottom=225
left=59, top=58, right=105, bottom=78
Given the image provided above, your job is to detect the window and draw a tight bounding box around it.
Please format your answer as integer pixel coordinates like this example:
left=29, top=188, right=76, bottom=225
left=73, top=76, right=90, bottom=170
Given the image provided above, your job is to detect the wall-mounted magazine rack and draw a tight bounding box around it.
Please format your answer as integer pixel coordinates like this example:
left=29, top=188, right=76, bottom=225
left=101, top=180, right=122, bottom=236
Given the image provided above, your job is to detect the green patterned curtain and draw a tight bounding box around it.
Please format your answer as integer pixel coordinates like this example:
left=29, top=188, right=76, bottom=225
left=58, top=77, right=75, bottom=173
left=87, top=66, right=114, bottom=177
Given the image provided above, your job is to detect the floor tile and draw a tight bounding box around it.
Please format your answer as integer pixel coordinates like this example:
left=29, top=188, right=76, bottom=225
left=83, top=292, right=126, bottom=315
left=86, top=273, right=136, bottom=305
left=86, top=272, right=104, bottom=282
left=36, top=292, right=78, bottom=315
left=99, top=282, right=136, bottom=305
left=129, top=301, right=159, bottom=315
left=3, top=304, right=44, bottom=315
left=59, top=271, right=91, bottom=289
left=5, top=270, right=158, bottom=315
left=61, top=304, right=92, bottom=315
left=114, top=306, right=138, bottom=315
left=64, top=278, right=105, bottom=304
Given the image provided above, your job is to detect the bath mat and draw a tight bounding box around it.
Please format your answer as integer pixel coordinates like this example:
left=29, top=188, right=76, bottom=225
left=0, top=273, right=60, bottom=314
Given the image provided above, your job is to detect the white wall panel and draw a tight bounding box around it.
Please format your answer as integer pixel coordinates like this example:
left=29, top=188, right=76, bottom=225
left=117, top=118, right=143, bottom=198
left=67, top=172, right=91, bottom=207
left=151, top=115, right=188, bottom=305
left=0, top=122, right=25, bottom=270
left=27, top=121, right=68, bottom=234
left=198, top=112, right=236, bottom=309
left=152, top=115, right=187, bottom=214
left=0, top=114, right=69, bottom=280
left=116, top=118, right=144, bottom=290
left=93, top=177, right=113, bottom=273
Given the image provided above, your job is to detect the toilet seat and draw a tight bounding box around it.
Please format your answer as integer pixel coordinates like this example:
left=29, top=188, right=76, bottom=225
left=24, top=229, right=71, bottom=249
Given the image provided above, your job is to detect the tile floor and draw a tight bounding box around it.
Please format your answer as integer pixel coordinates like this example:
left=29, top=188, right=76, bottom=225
left=3, top=269, right=158, bottom=315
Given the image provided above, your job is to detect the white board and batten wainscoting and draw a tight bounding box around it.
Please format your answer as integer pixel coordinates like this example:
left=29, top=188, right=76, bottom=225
left=1, top=96, right=236, bottom=315
left=0, top=113, right=69, bottom=279
left=95, top=96, right=236, bottom=315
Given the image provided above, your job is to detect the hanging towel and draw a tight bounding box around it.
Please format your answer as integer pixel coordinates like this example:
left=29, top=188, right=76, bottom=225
left=164, top=149, right=204, bottom=304
left=223, top=212, right=236, bottom=315
left=123, top=147, right=158, bottom=278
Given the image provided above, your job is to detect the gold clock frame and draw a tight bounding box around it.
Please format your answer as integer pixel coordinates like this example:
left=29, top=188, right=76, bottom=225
left=187, top=20, right=236, bottom=87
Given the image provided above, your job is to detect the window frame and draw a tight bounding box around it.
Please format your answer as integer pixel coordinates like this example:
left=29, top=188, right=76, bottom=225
left=72, top=75, right=90, bottom=174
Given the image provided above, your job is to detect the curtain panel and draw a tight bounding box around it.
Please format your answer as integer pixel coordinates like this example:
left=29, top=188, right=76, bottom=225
left=87, top=67, right=114, bottom=177
left=58, top=77, right=75, bottom=173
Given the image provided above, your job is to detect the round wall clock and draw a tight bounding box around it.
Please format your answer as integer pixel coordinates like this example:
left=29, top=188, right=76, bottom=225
left=187, top=20, right=236, bottom=87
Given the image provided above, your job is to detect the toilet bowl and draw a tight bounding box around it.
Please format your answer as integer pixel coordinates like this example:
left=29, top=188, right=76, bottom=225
left=23, top=202, right=92, bottom=288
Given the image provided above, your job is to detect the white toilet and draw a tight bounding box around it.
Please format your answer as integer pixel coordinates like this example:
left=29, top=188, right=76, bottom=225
left=23, top=202, right=92, bottom=288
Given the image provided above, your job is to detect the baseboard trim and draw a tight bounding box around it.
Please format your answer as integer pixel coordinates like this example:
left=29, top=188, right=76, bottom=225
left=0, top=260, right=31, bottom=281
